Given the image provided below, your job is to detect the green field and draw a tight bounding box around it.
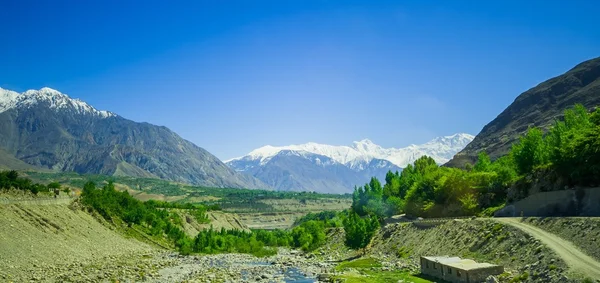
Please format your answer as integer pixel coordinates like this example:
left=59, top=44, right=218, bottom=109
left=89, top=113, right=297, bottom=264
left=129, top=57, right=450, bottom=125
left=24, top=171, right=352, bottom=213
left=334, top=258, right=433, bottom=283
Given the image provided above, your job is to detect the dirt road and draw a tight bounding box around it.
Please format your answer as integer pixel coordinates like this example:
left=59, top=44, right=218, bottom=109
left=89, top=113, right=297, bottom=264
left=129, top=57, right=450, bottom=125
left=495, top=217, right=600, bottom=279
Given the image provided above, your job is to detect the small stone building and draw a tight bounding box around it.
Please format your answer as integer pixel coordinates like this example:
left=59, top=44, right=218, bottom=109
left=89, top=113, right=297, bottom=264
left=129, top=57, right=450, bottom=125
left=420, top=256, right=504, bottom=283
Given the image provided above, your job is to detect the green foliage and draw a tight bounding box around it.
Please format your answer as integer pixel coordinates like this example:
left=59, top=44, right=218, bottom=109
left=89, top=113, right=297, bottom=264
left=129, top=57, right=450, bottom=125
left=334, top=258, right=432, bottom=283
left=0, top=170, right=50, bottom=195
left=190, top=219, right=327, bottom=255
left=294, top=210, right=343, bottom=228
left=511, top=127, right=549, bottom=175
left=291, top=220, right=327, bottom=252
left=507, top=104, right=600, bottom=186
left=25, top=171, right=350, bottom=213
left=191, top=227, right=277, bottom=257
left=336, top=258, right=381, bottom=270
left=352, top=177, right=385, bottom=217
left=397, top=246, right=412, bottom=259
left=345, top=104, right=600, bottom=221
left=343, top=212, right=379, bottom=249
left=78, top=178, right=332, bottom=256
left=547, top=106, right=600, bottom=185
left=510, top=271, right=529, bottom=282
left=81, top=181, right=198, bottom=251
left=473, top=152, right=492, bottom=172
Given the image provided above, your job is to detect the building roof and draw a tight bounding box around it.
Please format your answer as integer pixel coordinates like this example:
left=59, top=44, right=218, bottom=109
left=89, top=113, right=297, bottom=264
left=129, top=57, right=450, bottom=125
left=421, top=256, right=501, bottom=271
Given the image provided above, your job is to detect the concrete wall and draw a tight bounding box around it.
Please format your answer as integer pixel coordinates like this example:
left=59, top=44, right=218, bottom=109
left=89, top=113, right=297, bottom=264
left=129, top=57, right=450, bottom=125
left=495, top=187, right=600, bottom=217
left=421, top=257, right=504, bottom=283
left=467, top=266, right=504, bottom=282
left=442, top=265, right=465, bottom=283
left=420, top=257, right=444, bottom=279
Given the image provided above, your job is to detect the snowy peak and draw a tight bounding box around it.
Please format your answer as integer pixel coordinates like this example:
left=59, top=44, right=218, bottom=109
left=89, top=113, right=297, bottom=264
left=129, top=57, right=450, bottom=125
left=227, top=134, right=474, bottom=169
left=425, top=133, right=475, bottom=147
left=225, top=135, right=475, bottom=193
left=0, top=87, right=116, bottom=118
left=352, top=138, right=382, bottom=152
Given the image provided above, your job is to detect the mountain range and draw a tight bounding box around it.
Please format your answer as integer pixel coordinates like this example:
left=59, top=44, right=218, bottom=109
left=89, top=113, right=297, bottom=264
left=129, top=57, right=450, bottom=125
left=447, top=56, right=600, bottom=167
left=226, top=134, right=474, bottom=193
left=0, top=87, right=268, bottom=189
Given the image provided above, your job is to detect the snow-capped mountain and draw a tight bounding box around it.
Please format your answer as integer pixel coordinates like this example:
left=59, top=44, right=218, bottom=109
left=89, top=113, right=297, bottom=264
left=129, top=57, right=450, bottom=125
left=0, top=86, right=268, bottom=189
left=226, top=134, right=474, bottom=193
left=227, top=133, right=474, bottom=170
left=0, top=87, right=115, bottom=118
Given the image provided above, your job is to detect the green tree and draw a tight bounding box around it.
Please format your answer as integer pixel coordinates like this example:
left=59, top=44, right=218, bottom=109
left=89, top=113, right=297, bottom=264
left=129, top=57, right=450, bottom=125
left=343, top=212, right=379, bottom=249
left=511, top=127, right=549, bottom=175
left=473, top=152, right=492, bottom=172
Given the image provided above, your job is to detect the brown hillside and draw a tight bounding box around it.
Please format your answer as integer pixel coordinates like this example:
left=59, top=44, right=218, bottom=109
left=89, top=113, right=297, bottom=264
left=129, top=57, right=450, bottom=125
left=447, top=57, right=600, bottom=168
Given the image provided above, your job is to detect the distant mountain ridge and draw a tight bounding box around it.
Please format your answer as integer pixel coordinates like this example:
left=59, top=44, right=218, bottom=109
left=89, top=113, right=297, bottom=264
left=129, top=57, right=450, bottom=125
left=0, top=87, right=269, bottom=189
left=447, top=57, right=600, bottom=167
left=227, top=134, right=473, bottom=193
left=227, top=133, right=474, bottom=168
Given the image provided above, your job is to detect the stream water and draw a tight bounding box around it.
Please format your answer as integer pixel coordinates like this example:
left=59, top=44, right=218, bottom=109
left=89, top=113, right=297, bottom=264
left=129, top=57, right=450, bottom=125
left=240, top=261, right=317, bottom=283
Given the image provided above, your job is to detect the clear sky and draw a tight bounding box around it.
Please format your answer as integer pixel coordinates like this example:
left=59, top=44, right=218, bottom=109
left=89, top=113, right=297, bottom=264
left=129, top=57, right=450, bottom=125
left=1, top=0, right=598, bottom=160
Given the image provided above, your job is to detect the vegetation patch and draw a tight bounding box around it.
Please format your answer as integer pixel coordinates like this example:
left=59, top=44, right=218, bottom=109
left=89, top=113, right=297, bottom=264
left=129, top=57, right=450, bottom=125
left=335, top=258, right=431, bottom=283
left=336, top=258, right=381, bottom=271
left=334, top=270, right=432, bottom=283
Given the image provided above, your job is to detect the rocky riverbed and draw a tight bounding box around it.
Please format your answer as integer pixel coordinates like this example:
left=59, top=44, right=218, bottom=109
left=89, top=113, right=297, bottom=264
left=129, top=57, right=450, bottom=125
left=146, top=249, right=336, bottom=283
left=2, top=248, right=337, bottom=282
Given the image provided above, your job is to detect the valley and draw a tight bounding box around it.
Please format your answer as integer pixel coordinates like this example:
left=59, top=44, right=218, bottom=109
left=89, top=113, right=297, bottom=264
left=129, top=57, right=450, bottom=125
left=2, top=191, right=600, bottom=282
left=1, top=3, right=600, bottom=282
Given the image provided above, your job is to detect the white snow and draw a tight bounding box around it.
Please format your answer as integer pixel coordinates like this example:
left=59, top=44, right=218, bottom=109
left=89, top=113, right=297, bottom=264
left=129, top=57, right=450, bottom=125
left=226, top=133, right=475, bottom=168
left=0, top=87, right=116, bottom=118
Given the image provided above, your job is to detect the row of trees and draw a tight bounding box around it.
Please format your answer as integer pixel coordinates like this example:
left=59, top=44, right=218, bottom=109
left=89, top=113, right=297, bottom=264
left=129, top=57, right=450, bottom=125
left=0, top=170, right=68, bottom=195
left=80, top=180, right=332, bottom=256
left=171, top=219, right=328, bottom=256
left=81, top=181, right=190, bottom=248
left=511, top=104, right=600, bottom=185
left=350, top=104, right=600, bottom=221
left=342, top=105, right=600, bottom=249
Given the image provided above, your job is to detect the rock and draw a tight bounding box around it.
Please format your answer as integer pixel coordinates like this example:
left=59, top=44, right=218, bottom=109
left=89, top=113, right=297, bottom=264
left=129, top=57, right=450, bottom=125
left=318, top=273, right=332, bottom=281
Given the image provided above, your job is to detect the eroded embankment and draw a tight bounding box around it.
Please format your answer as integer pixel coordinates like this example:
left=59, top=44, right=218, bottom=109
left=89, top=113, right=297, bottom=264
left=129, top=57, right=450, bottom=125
left=522, top=217, right=600, bottom=262
left=0, top=200, right=155, bottom=281
left=364, top=219, right=582, bottom=282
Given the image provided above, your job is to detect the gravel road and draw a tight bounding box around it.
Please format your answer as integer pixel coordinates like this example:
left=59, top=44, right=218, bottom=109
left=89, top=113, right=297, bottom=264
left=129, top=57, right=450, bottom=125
left=495, top=217, right=600, bottom=279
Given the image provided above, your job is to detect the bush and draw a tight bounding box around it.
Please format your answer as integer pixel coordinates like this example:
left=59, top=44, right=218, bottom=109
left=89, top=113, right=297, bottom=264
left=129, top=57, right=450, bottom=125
left=343, top=212, right=379, bottom=249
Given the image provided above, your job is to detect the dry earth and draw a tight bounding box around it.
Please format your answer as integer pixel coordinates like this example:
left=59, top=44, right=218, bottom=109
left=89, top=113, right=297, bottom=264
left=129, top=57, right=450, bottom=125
left=362, top=219, right=583, bottom=282
left=522, top=217, right=600, bottom=261
left=495, top=218, right=600, bottom=279
left=0, top=197, right=155, bottom=282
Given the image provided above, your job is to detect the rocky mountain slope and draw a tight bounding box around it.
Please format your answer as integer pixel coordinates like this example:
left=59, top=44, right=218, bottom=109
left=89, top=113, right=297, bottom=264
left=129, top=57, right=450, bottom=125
left=447, top=57, right=600, bottom=168
left=0, top=87, right=268, bottom=189
left=227, top=134, right=473, bottom=193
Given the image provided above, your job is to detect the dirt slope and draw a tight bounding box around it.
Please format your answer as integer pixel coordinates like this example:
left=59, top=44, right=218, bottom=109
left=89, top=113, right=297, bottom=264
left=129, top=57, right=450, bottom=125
left=0, top=199, right=154, bottom=281
left=523, top=217, right=600, bottom=261
left=364, top=219, right=579, bottom=282
left=495, top=218, right=600, bottom=279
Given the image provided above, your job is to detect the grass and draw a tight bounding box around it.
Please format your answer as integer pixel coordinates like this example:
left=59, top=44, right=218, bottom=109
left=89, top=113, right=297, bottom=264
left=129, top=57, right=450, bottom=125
left=397, top=245, right=413, bottom=258
left=334, top=258, right=433, bottom=283
left=336, top=258, right=382, bottom=271
left=510, top=271, right=529, bottom=283
left=335, top=271, right=433, bottom=283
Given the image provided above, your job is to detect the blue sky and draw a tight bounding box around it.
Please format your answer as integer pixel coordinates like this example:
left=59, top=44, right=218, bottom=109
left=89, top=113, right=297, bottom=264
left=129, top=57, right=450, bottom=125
left=1, top=0, right=598, bottom=160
